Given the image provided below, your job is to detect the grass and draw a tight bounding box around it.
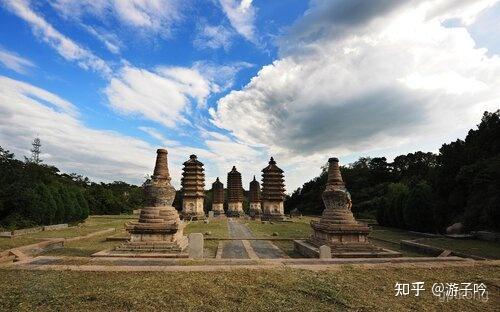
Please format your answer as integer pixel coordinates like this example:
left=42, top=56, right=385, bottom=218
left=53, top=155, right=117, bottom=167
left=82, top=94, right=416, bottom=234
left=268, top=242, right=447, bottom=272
left=185, top=219, right=229, bottom=238
left=0, top=216, right=128, bottom=252
left=369, top=226, right=500, bottom=259
left=41, top=218, right=225, bottom=258
left=368, top=226, right=426, bottom=243
left=245, top=217, right=316, bottom=238
left=0, top=263, right=498, bottom=311
left=42, top=230, right=125, bottom=257
left=417, top=238, right=500, bottom=259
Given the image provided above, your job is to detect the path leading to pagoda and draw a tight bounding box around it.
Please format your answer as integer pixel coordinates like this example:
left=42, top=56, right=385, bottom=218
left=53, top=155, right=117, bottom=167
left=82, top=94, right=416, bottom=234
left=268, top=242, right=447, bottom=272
left=220, top=219, right=287, bottom=259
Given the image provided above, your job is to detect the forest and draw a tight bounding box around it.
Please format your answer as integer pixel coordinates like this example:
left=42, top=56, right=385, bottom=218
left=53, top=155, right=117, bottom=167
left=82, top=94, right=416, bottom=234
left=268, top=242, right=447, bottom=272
left=285, top=110, right=500, bottom=233
left=0, top=143, right=144, bottom=230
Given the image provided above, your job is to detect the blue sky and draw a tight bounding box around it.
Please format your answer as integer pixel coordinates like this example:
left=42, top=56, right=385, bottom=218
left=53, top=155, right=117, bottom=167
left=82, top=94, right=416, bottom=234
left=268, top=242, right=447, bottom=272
left=0, top=0, right=499, bottom=191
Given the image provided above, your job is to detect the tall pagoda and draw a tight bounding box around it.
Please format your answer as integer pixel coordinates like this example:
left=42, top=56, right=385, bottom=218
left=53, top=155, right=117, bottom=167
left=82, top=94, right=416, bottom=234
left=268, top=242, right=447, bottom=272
left=227, top=166, right=245, bottom=217
left=294, top=158, right=401, bottom=258
left=180, top=154, right=205, bottom=220
left=122, top=149, right=188, bottom=253
left=248, top=176, right=262, bottom=218
left=211, top=177, right=225, bottom=216
left=261, top=157, right=286, bottom=221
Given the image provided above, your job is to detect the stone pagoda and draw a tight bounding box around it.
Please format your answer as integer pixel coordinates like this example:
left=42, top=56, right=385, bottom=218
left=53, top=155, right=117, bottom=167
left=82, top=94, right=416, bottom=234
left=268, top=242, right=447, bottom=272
left=226, top=166, right=245, bottom=217
left=121, top=149, right=188, bottom=253
left=211, top=177, right=225, bottom=216
left=248, top=176, right=262, bottom=219
left=261, top=157, right=286, bottom=221
left=180, top=154, right=205, bottom=220
left=294, top=157, right=400, bottom=258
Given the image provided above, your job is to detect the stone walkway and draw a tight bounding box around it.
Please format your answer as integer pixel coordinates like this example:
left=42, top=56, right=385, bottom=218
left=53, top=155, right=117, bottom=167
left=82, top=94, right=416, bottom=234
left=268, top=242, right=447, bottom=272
left=220, top=219, right=287, bottom=259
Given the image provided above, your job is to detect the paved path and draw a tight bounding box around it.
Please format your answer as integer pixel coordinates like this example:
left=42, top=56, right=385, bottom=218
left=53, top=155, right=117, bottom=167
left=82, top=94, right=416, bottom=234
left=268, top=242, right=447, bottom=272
left=220, top=219, right=287, bottom=259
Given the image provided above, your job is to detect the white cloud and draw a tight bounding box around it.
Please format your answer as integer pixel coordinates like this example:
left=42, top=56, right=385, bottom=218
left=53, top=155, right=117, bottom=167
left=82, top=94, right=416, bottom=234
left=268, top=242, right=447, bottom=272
left=2, top=0, right=111, bottom=76
left=105, top=65, right=213, bottom=128
left=82, top=25, right=122, bottom=54
left=194, top=24, right=234, bottom=51
left=0, top=75, right=154, bottom=183
left=51, top=0, right=183, bottom=38
left=211, top=0, right=500, bottom=190
left=0, top=75, right=248, bottom=188
left=0, top=47, right=35, bottom=74
left=219, top=0, right=257, bottom=42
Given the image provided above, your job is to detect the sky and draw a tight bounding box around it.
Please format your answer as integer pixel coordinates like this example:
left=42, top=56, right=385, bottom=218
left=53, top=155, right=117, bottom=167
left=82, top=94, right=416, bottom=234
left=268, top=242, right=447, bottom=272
left=0, top=0, right=499, bottom=192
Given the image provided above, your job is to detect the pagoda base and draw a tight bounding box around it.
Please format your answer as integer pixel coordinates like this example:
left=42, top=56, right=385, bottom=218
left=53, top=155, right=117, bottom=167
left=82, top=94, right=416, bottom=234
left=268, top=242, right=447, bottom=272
left=181, top=212, right=206, bottom=220
left=294, top=220, right=401, bottom=258
left=261, top=213, right=285, bottom=221
left=261, top=201, right=285, bottom=221
left=211, top=203, right=225, bottom=216
left=294, top=239, right=401, bottom=258
left=122, top=219, right=188, bottom=253
left=227, top=202, right=245, bottom=217
left=249, top=203, right=262, bottom=219
left=181, top=198, right=205, bottom=220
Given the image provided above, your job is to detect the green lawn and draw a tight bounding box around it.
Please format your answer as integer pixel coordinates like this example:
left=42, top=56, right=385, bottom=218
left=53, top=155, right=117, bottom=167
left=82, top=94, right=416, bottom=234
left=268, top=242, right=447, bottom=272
left=245, top=217, right=316, bottom=238
left=369, top=226, right=500, bottom=259
left=368, top=225, right=426, bottom=243
left=0, top=216, right=128, bottom=252
left=185, top=219, right=229, bottom=238
left=417, top=238, right=500, bottom=259
left=41, top=218, right=225, bottom=258
left=0, top=263, right=497, bottom=311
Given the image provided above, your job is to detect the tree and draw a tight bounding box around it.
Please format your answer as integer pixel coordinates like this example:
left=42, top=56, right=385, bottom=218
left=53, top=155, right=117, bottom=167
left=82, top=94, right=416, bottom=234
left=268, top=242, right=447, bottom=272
left=29, top=137, right=43, bottom=164
left=403, top=181, right=435, bottom=232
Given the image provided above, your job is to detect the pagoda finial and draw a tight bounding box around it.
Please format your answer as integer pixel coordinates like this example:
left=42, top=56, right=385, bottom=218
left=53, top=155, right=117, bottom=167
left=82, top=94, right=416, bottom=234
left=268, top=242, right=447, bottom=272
left=190, top=154, right=197, bottom=159
left=269, top=157, right=275, bottom=164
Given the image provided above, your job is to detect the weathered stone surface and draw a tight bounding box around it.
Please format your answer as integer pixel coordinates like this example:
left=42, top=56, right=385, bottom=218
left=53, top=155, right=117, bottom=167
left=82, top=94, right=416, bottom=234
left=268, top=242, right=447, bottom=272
left=319, top=245, right=331, bottom=259
left=124, top=149, right=188, bottom=252
left=181, top=155, right=205, bottom=220
left=296, top=157, right=401, bottom=258
left=248, top=176, right=262, bottom=218
left=211, top=177, right=225, bottom=216
left=12, top=227, right=43, bottom=236
left=227, top=166, right=245, bottom=217
left=188, top=233, right=204, bottom=259
left=261, top=157, right=286, bottom=221
left=42, top=224, right=68, bottom=231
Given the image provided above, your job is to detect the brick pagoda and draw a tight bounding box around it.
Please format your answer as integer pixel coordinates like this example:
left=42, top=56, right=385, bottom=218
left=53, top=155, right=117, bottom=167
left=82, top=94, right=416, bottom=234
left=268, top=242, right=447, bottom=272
left=211, top=177, right=225, bottom=216
left=226, top=166, right=245, bottom=217
left=180, top=154, right=205, bottom=220
left=248, top=176, right=262, bottom=219
left=261, top=157, right=286, bottom=221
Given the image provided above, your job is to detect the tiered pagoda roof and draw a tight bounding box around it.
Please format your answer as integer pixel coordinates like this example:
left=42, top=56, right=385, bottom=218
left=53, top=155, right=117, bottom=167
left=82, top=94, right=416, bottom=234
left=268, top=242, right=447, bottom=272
left=249, top=176, right=261, bottom=203
left=180, top=154, right=205, bottom=198
left=261, top=157, right=285, bottom=201
left=212, top=177, right=224, bottom=204
left=227, top=166, right=243, bottom=202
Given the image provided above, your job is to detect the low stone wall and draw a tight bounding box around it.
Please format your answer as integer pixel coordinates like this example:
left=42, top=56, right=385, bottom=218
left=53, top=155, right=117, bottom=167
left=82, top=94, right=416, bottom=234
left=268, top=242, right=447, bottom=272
left=473, top=231, right=500, bottom=243
left=43, top=224, right=68, bottom=231
left=12, top=227, right=43, bottom=236
left=400, top=240, right=487, bottom=260
left=401, top=240, right=443, bottom=256
left=0, top=224, right=70, bottom=238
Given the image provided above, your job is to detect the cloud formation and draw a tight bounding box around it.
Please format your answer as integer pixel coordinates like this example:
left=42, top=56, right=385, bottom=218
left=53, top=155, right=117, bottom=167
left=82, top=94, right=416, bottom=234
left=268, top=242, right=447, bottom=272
left=2, top=0, right=111, bottom=76
left=51, top=0, right=183, bottom=38
left=0, top=47, right=35, bottom=74
left=212, top=0, right=500, bottom=188
left=219, top=0, right=257, bottom=42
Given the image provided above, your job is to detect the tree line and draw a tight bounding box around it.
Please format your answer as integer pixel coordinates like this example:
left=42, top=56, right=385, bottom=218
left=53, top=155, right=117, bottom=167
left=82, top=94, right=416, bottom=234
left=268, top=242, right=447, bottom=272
left=285, top=110, right=500, bottom=233
left=0, top=143, right=145, bottom=230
